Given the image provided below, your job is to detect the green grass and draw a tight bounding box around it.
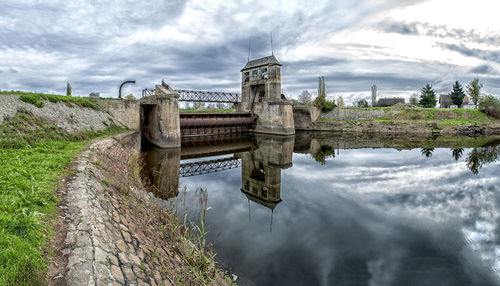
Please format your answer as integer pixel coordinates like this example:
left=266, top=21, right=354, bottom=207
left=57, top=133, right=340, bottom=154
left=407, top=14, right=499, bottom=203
left=0, top=113, right=126, bottom=285
left=180, top=108, right=235, bottom=114
left=0, top=91, right=100, bottom=110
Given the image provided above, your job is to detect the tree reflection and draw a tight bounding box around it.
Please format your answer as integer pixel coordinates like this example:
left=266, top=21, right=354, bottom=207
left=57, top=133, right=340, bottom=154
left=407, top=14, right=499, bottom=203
left=420, top=148, right=434, bottom=158
left=465, top=145, right=500, bottom=175
left=451, top=148, right=464, bottom=161
left=312, top=145, right=336, bottom=164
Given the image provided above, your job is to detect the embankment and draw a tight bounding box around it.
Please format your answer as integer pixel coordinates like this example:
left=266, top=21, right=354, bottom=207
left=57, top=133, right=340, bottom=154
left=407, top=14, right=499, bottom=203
left=55, top=131, right=231, bottom=285
left=293, top=107, right=500, bottom=136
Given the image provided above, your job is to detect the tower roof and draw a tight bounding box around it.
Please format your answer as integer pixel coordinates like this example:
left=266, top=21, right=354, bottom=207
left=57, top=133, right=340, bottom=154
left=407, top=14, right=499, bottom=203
left=241, top=55, right=281, bottom=71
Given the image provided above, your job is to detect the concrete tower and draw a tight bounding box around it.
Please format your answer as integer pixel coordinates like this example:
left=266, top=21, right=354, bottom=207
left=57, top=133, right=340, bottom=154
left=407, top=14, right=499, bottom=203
left=371, top=85, right=377, bottom=107
left=241, top=55, right=295, bottom=135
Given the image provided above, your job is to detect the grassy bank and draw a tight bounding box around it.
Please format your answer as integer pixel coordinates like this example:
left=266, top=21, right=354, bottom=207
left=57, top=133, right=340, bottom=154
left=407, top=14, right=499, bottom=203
left=0, top=112, right=126, bottom=285
left=0, top=91, right=99, bottom=110
left=316, top=107, right=498, bottom=127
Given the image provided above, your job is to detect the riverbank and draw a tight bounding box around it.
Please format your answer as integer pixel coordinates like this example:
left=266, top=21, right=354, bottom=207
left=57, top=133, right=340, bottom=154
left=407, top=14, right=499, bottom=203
left=293, top=107, right=500, bottom=136
left=50, top=131, right=232, bottom=285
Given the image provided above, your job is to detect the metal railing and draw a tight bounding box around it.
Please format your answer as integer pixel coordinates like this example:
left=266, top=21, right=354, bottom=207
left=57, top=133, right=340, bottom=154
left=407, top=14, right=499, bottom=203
left=180, top=157, right=241, bottom=177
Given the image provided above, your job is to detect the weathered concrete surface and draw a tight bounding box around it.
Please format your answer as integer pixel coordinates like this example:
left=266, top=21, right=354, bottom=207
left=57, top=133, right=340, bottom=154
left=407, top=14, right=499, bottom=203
left=252, top=101, right=295, bottom=135
left=58, top=131, right=231, bottom=285
left=140, top=85, right=181, bottom=148
left=308, top=121, right=500, bottom=136
left=293, top=107, right=320, bottom=130
left=0, top=94, right=120, bottom=132
left=318, top=108, right=398, bottom=121
left=94, top=99, right=140, bottom=130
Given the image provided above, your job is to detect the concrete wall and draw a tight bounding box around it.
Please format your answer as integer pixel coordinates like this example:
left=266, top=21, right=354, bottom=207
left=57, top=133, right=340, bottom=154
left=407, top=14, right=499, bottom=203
left=140, top=85, right=181, bottom=148
left=252, top=101, right=295, bottom=135
left=293, top=107, right=321, bottom=130
left=318, top=108, right=398, bottom=121
left=94, top=99, right=140, bottom=130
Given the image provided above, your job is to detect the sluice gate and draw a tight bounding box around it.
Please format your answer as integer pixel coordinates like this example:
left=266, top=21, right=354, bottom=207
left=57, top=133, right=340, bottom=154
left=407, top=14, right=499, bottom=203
left=180, top=112, right=256, bottom=137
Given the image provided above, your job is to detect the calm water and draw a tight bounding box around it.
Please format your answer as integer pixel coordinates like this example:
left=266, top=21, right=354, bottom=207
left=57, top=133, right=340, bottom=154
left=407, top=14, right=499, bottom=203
left=143, top=133, right=500, bottom=286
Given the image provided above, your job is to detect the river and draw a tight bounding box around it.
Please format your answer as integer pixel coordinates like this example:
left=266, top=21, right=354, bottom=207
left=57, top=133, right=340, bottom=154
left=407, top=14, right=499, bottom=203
left=142, top=133, right=500, bottom=286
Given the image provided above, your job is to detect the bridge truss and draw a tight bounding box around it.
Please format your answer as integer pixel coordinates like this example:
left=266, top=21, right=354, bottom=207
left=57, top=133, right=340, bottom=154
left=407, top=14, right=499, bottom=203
left=142, top=89, right=241, bottom=103
left=180, top=157, right=241, bottom=177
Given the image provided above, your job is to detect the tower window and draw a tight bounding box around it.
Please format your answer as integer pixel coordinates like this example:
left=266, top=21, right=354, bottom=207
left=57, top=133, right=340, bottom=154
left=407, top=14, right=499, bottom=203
left=261, top=186, right=268, bottom=198
left=277, top=68, right=281, bottom=75
left=244, top=72, right=249, bottom=82
left=252, top=70, right=258, bottom=78
left=261, top=68, right=268, bottom=79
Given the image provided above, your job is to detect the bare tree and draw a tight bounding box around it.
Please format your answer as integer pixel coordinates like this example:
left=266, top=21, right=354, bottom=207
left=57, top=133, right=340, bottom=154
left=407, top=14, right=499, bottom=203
left=298, top=90, right=312, bottom=105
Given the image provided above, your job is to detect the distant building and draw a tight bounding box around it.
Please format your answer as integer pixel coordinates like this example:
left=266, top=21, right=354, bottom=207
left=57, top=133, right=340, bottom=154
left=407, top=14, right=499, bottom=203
left=461, top=95, right=476, bottom=109
left=439, top=94, right=452, bottom=108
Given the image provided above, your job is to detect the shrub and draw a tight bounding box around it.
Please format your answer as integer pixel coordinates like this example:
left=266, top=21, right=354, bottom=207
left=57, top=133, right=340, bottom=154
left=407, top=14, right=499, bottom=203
left=124, top=94, right=136, bottom=100
left=19, top=94, right=40, bottom=105
left=478, top=95, right=500, bottom=118
left=313, top=94, right=335, bottom=112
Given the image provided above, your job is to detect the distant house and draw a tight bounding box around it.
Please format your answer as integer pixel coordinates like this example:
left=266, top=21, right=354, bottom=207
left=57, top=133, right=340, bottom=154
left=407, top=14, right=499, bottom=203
left=461, top=95, right=476, bottom=109
left=439, top=94, right=452, bottom=108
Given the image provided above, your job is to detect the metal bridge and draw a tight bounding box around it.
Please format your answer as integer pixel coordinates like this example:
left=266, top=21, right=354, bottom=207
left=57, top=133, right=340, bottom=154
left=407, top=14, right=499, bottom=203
left=142, top=89, right=241, bottom=103
left=180, top=157, right=241, bottom=177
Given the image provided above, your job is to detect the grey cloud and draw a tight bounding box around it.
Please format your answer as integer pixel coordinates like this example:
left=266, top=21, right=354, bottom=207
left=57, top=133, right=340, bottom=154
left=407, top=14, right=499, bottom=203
left=378, top=21, right=420, bottom=35
left=442, top=43, right=500, bottom=63
left=469, top=64, right=498, bottom=75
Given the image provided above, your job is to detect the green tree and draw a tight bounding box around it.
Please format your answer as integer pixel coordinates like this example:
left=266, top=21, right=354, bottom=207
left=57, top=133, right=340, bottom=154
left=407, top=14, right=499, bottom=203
left=421, top=148, right=434, bottom=157
left=450, top=80, right=465, bottom=107
left=466, top=78, right=483, bottom=106
left=409, top=97, right=418, bottom=105
left=124, top=94, right=136, bottom=100
left=452, top=148, right=463, bottom=161
left=419, top=84, right=437, bottom=108
left=66, top=82, right=72, bottom=97
left=478, top=95, right=500, bottom=118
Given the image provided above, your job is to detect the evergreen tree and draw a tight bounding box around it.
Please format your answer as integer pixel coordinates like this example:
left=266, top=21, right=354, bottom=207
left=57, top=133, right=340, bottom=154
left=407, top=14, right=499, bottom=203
left=450, top=80, right=465, bottom=107
left=66, top=82, right=72, bottom=97
left=466, top=78, right=483, bottom=106
left=409, top=97, right=418, bottom=105
left=452, top=148, right=464, bottom=161
left=419, top=84, right=437, bottom=108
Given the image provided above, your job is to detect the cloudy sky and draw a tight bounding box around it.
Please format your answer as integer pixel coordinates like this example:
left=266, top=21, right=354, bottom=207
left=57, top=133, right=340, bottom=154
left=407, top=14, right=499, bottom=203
left=1, top=0, right=500, bottom=104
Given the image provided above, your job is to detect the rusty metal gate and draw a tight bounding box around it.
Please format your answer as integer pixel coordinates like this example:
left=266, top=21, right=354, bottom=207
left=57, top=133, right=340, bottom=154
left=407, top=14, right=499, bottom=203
left=180, top=112, right=256, bottom=137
